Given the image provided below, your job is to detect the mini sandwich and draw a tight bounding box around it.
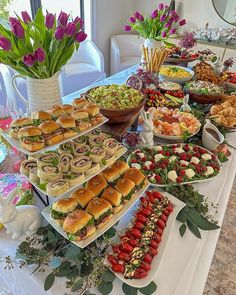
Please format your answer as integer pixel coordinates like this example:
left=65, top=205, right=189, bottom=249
left=9, top=117, right=33, bottom=139
left=39, top=121, right=64, bottom=145
left=70, top=188, right=95, bottom=209
left=18, top=126, right=45, bottom=151
left=37, top=164, right=62, bottom=181
left=51, top=197, right=79, bottom=225
left=46, top=179, right=69, bottom=197
left=102, top=167, right=120, bottom=183
left=56, top=116, right=77, bottom=138
left=101, top=187, right=123, bottom=213
left=111, top=161, right=129, bottom=176
left=115, top=178, right=136, bottom=202
left=73, top=98, right=88, bottom=109
left=63, top=210, right=96, bottom=241
left=31, top=111, right=52, bottom=125
left=72, top=110, right=91, bottom=131
left=86, top=174, right=107, bottom=196
left=83, top=104, right=100, bottom=117
left=124, top=168, right=146, bottom=189
left=47, top=105, right=65, bottom=119
left=20, top=159, right=38, bottom=176
left=86, top=198, right=112, bottom=229
left=63, top=172, right=85, bottom=187
left=61, top=104, right=74, bottom=114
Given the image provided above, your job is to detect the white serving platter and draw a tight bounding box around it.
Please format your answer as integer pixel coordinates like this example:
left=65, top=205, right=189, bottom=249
left=153, top=127, right=200, bottom=141
left=1, top=116, right=108, bottom=156
left=42, top=181, right=150, bottom=248
left=24, top=147, right=127, bottom=199
left=106, top=191, right=185, bottom=288
left=127, top=144, right=222, bottom=187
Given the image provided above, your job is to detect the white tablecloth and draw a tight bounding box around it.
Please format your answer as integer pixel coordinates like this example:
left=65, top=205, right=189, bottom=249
left=1, top=67, right=236, bottom=295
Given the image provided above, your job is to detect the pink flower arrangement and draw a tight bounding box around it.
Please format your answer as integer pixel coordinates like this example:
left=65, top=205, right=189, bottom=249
left=179, top=32, right=197, bottom=49
left=0, top=9, right=87, bottom=78
left=124, top=3, right=186, bottom=40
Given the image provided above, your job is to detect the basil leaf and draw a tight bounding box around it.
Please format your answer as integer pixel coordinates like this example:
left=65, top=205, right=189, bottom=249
left=187, top=220, right=201, bottom=239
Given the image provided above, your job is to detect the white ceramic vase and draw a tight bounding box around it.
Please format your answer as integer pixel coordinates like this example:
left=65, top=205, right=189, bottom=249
left=144, top=38, right=162, bottom=50
left=12, top=72, right=62, bottom=115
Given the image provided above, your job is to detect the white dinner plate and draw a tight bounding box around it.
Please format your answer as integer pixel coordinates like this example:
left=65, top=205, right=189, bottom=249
left=42, top=182, right=150, bottom=248
left=23, top=146, right=127, bottom=199
left=1, top=116, right=108, bottom=156
left=105, top=190, right=185, bottom=288
left=153, top=127, right=200, bottom=140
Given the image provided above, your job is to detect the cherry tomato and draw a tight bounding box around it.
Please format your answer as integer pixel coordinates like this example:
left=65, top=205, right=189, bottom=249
left=157, top=219, right=165, bottom=229
left=149, top=247, right=158, bottom=256
left=146, top=204, right=153, bottom=211
left=140, top=196, right=147, bottom=204
left=112, top=263, right=124, bottom=273
left=143, top=253, right=153, bottom=264
left=140, top=262, right=151, bottom=271
left=120, top=242, right=133, bottom=253
left=125, top=230, right=133, bottom=238
left=129, top=239, right=140, bottom=247
left=167, top=203, right=174, bottom=213
left=153, top=191, right=162, bottom=200
left=156, top=228, right=163, bottom=236
left=155, top=234, right=162, bottom=243
left=148, top=195, right=156, bottom=204
left=108, top=255, right=118, bottom=265
left=131, top=228, right=142, bottom=239
left=134, top=268, right=148, bottom=279
left=112, top=245, right=120, bottom=253
left=118, top=252, right=131, bottom=262
left=136, top=213, right=147, bottom=223
left=146, top=191, right=154, bottom=198
left=135, top=221, right=145, bottom=230
left=150, top=240, right=158, bottom=249
left=163, top=209, right=170, bottom=217
left=141, top=208, right=152, bottom=217
left=160, top=214, right=167, bottom=223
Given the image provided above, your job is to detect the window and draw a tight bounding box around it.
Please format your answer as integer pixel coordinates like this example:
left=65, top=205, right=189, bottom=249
left=41, top=0, right=81, bottom=18
left=0, top=0, right=32, bottom=22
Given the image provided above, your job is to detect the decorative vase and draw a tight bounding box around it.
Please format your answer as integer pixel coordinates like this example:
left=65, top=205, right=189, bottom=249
left=144, top=38, right=162, bottom=50
left=12, top=72, right=62, bottom=115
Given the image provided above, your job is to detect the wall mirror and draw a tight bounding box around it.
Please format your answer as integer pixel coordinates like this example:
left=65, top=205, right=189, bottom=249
left=212, top=0, right=236, bottom=26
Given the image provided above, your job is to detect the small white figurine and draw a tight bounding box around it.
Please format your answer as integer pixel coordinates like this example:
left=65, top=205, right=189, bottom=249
left=0, top=189, right=42, bottom=241
left=140, top=108, right=154, bottom=147
left=180, top=94, right=191, bottom=112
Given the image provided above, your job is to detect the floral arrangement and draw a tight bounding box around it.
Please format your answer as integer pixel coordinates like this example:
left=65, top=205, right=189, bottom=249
left=223, top=57, right=234, bottom=70
left=0, top=9, right=87, bottom=79
left=124, top=3, right=186, bottom=41
left=179, top=31, right=197, bottom=49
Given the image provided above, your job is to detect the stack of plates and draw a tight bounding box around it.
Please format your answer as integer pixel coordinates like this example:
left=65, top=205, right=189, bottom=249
left=0, top=143, right=9, bottom=173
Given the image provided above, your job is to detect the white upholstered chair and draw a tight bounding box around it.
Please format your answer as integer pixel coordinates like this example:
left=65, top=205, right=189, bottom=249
left=110, top=34, right=144, bottom=75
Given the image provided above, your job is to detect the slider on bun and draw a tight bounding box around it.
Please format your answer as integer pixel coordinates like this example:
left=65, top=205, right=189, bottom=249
left=61, top=104, right=74, bottom=114
left=72, top=110, right=89, bottom=120
left=18, top=126, right=45, bottom=151
left=101, top=187, right=123, bottom=213
left=111, top=160, right=129, bottom=176
left=73, top=98, right=88, bottom=109
left=31, top=111, right=52, bottom=124
left=56, top=116, right=77, bottom=138
left=51, top=197, right=79, bottom=225
left=9, top=117, right=33, bottom=139
left=102, top=167, right=120, bottom=183
left=115, top=178, right=136, bottom=202
left=86, top=198, right=112, bottom=229
left=124, top=168, right=146, bottom=188
left=39, top=121, right=63, bottom=145
left=70, top=188, right=95, bottom=209
left=63, top=210, right=96, bottom=241
left=47, top=105, right=65, bottom=119
left=83, top=104, right=99, bottom=117
left=86, top=174, right=107, bottom=196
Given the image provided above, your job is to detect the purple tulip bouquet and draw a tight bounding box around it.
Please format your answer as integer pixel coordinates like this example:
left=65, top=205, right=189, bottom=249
left=124, top=3, right=186, bottom=41
left=0, top=9, right=87, bottom=78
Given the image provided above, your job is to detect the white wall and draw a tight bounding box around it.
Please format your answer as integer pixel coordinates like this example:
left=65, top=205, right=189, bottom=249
left=92, top=0, right=135, bottom=75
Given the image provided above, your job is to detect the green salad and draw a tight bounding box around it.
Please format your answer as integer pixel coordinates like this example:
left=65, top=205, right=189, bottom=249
left=184, top=81, right=224, bottom=95
left=87, top=84, right=143, bottom=110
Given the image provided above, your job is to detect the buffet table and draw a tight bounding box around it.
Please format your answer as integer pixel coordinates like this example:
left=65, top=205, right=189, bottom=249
left=0, top=66, right=236, bottom=295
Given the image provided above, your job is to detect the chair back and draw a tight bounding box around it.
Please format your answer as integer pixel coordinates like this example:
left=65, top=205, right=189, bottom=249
left=111, top=34, right=144, bottom=57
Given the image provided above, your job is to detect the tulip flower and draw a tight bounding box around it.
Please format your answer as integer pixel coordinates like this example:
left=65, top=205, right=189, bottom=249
left=179, top=19, right=186, bottom=26
left=159, top=3, right=164, bottom=10
left=170, top=10, right=176, bottom=16
left=65, top=22, right=77, bottom=36
left=129, top=16, right=136, bottom=23
left=45, top=12, right=55, bottom=29
left=75, top=31, right=87, bottom=42
left=58, top=11, right=68, bottom=27
left=11, top=22, right=25, bottom=38
left=169, top=28, right=176, bottom=35
left=0, top=36, right=11, bottom=51
left=55, top=26, right=65, bottom=40
left=174, top=15, right=180, bottom=22
left=21, top=11, right=31, bottom=24
left=138, top=14, right=144, bottom=21
left=34, top=48, right=46, bottom=63
left=134, top=11, right=141, bottom=18
left=74, top=16, right=84, bottom=28
left=124, top=25, right=131, bottom=32
left=165, top=22, right=172, bottom=28
left=161, top=31, right=167, bottom=38
left=9, top=17, right=20, bottom=27
left=160, top=14, right=167, bottom=22
left=151, top=9, right=158, bottom=19
left=23, top=54, right=35, bottom=67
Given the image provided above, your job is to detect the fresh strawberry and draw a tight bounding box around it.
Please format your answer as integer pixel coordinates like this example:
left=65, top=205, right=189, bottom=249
left=150, top=163, right=156, bottom=169
left=131, top=159, right=138, bottom=163
left=184, top=144, right=190, bottom=151
left=165, top=151, right=171, bottom=156
left=155, top=175, right=162, bottom=182
left=180, top=154, right=187, bottom=161
left=177, top=176, right=183, bottom=183
left=179, top=170, right=185, bottom=175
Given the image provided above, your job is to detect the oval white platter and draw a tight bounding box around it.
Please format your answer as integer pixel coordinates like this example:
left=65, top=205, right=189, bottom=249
left=1, top=116, right=108, bottom=156
left=105, top=190, right=185, bottom=288
left=127, top=144, right=221, bottom=187
left=41, top=181, right=150, bottom=248
left=153, top=127, right=200, bottom=141
left=23, top=146, right=127, bottom=199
